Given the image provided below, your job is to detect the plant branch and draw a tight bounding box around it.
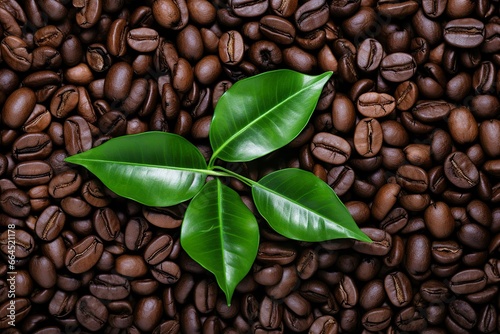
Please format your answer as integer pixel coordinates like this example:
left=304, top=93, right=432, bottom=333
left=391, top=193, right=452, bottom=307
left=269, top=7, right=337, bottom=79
left=212, top=166, right=257, bottom=187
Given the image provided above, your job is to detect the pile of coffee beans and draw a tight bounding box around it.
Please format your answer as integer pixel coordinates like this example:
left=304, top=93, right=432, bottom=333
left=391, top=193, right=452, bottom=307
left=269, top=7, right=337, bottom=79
left=1, top=0, right=500, bottom=333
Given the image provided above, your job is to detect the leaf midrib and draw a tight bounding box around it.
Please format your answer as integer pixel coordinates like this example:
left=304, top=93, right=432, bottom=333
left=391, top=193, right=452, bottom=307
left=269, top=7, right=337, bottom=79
left=253, top=183, right=356, bottom=237
left=216, top=180, right=229, bottom=293
left=211, top=78, right=321, bottom=160
left=67, top=157, right=209, bottom=175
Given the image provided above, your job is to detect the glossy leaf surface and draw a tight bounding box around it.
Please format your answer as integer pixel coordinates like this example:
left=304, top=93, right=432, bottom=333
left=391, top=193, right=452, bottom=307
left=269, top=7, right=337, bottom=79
left=181, top=179, right=259, bottom=305
left=65, top=132, right=208, bottom=207
left=252, top=169, right=371, bottom=242
left=209, top=70, right=332, bottom=164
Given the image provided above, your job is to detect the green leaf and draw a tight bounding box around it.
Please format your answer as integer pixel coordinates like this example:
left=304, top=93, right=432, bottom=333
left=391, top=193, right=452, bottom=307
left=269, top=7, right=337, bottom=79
left=209, top=70, right=332, bottom=165
left=65, top=132, right=208, bottom=207
left=181, top=179, right=259, bottom=305
left=252, top=169, right=371, bottom=243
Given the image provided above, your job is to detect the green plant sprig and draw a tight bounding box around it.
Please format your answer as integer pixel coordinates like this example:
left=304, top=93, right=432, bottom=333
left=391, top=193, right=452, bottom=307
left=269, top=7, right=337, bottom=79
left=65, top=69, right=371, bottom=305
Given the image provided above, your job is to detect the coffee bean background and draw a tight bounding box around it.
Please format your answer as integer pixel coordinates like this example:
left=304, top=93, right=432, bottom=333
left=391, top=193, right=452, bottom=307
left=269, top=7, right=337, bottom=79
left=0, top=0, right=500, bottom=333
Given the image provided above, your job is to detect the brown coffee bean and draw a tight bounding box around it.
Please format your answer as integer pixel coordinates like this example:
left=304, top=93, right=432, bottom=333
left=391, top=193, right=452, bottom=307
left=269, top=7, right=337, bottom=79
left=115, top=255, right=148, bottom=278
left=405, top=234, right=431, bottom=279
left=384, top=271, right=412, bottom=307
left=448, top=107, right=478, bottom=145
left=75, top=295, right=108, bottom=331
left=444, top=18, right=485, bottom=48
left=65, top=235, right=104, bottom=274
left=1, top=36, right=32, bottom=72
left=35, top=205, right=65, bottom=242
left=450, top=269, right=487, bottom=294
left=259, top=15, right=296, bottom=45
left=444, top=152, right=479, bottom=189
left=104, top=62, right=133, bottom=102
left=354, top=118, right=383, bottom=157
left=424, top=202, right=455, bottom=239
left=357, top=92, right=396, bottom=118
left=2, top=87, right=37, bottom=129
left=127, top=27, right=159, bottom=52
left=311, top=132, right=351, bottom=165
left=353, top=228, right=392, bottom=256
left=47, top=170, right=82, bottom=200
left=380, top=53, right=417, bottom=82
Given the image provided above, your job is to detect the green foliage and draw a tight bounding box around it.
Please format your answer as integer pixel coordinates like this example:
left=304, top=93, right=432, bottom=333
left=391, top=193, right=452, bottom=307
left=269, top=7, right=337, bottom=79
left=66, top=69, right=371, bottom=305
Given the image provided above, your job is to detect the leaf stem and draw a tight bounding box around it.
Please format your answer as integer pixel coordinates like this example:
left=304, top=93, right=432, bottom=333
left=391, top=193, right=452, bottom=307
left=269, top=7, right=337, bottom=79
left=213, top=166, right=257, bottom=187
left=208, top=155, right=217, bottom=169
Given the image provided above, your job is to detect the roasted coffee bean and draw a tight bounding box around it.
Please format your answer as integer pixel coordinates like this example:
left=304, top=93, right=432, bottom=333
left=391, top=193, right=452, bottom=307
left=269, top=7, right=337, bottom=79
left=1, top=36, right=32, bottom=72
left=65, top=235, right=104, bottom=274
left=35, top=205, right=65, bottom=242
left=89, top=274, right=130, bottom=300
left=193, top=279, right=217, bottom=314
left=309, top=315, right=338, bottom=334
left=2, top=87, right=37, bottom=129
left=294, top=0, right=329, bottom=32
left=257, top=242, right=296, bottom=265
left=353, top=228, right=392, bottom=256
left=12, top=161, right=53, bottom=187
left=283, top=46, right=317, bottom=73
left=357, top=39, right=383, bottom=73
left=48, top=170, right=82, bottom=200
left=64, top=116, right=93, bottom=156
left=405, top=234, right=431, bottom=279
left=12, top=132, right=52, bottom=162
left=259, top=15, right=295, bottom=45
left=361, top=307, right=392, bottom=332
left=444, top=18, right=485, bottom=48
left=380, top=53, right=417, bottom=82
left=75, top=295, right=108, bottom=331
left=127, top=27, right=159, bottom=52
left=354, top=118, right=383, bottom=157
left=93, top=208, right=120, bottom=241
left=357, top=92, right=396, bottom=118
left=444, top=152, right=479, bottom=189
left=457, top=223, right=491, bottom=250
left=371, top=183, right=401, bottom=221
left=105, top=62, right=133, bottom=102
left=448, top=106, right=478, bottom=145
left=311, top=132, right=351, bottom=165
left=259, top=296, right=283, bottom=329
left=449, top=269, right=487, bottom=294
left=395, top=306, right=427, bottom=332
left=384, top=271, right=412, bottom=307
left=151, top=260, right=181, bottom=284
left=0, top=189, right=30, bottom=218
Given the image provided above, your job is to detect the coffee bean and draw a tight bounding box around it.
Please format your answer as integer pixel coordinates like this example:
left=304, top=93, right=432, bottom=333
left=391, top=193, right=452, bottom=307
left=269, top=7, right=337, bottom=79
left=444, top=18, right=485, bottom=48
left=361, top=307, right=392, bottom=331
left=450, top=269, right=487, bottom=295
left=35, top=205, right=65, bottom=242
left=64, top=116, right=93, bottom=156
left=405, top=234, right=431, bottom=280
left=354, top=118, right=383, bottom=157
left=65, top=235, right=104, bottom=274
left=444, top=152, right=479, bottom=189
left=311, top=132, right=351, bottom=165
left=380, top=53, right=417, bottom=82
left=75, top=295, right=108, bottom=331
left=12, top=161, right=53, bottom=187
left=294, top=0, right=329, bottom=32
left=127, top=27, right=159, bottom=52
left=384, top=271, right=412, bottom=307
left=357, top=92, right=396, bottom=118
